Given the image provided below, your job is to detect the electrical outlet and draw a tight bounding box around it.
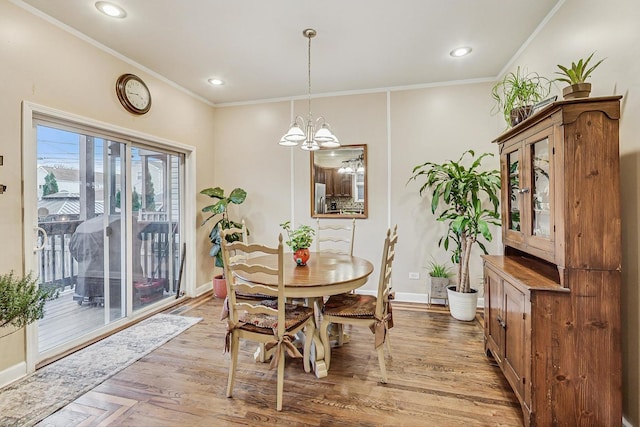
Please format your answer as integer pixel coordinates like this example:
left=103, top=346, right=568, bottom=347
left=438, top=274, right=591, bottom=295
left=408, top=272, right=420, bottom=280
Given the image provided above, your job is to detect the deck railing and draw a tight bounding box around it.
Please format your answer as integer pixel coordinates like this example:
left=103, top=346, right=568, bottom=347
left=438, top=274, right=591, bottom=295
left=37, top=220, right=81, bottom=292
left=37, top=218, right=181, bottom=294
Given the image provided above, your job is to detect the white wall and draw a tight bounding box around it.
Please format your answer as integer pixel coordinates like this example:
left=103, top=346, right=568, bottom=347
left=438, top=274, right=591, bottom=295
left=211, top=88, right=498, bottom=298
left=393, top=83, right=501, bottom=297
left=0, top=0, right=216, bottom=378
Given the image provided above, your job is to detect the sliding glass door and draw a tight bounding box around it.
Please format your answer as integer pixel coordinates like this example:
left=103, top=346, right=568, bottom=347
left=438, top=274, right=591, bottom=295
left=34, top=123, right=183, bottom=356
left=130, top=146, right=183, bottom=312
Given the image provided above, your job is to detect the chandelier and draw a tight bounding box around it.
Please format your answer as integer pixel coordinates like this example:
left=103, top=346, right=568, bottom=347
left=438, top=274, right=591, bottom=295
left=279, top=29, right=340, bottom=151
left=338, top=154, right=365, bottom=174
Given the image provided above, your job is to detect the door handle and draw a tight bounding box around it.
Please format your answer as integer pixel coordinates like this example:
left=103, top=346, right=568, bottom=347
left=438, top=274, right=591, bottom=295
left=34, top=226, right=48, bottom=252
left=518, top=187, right=530, bottom=194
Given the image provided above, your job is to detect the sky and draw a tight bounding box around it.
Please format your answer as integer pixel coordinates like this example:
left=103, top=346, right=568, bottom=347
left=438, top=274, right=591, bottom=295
left=37, top=125, right=143, bottom=170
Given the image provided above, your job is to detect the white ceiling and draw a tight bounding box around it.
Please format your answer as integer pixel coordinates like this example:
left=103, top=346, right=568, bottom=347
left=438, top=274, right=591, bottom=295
left=18, top=0, right=562, bottom=106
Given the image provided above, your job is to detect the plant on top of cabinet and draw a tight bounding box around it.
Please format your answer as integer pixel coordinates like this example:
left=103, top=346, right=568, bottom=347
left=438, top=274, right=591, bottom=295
left=408, top=150, right=501, bottom=294
left=491, top=66, right=551, bottom=127
left=555, top=52, right=606, bottom=99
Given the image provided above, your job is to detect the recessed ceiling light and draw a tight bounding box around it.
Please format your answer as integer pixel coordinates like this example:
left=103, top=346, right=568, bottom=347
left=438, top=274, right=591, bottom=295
left=450, top=46, right=472, bottom=57
left=95, top=2, right=127, bottom=18
left=208, top=78, right=225, bottom=86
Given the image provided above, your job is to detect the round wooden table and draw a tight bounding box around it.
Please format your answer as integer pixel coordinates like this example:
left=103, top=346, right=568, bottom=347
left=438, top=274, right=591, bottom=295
left=235, top=252, right=374, bottom=297
left=234, top=252, right=374, bottom=378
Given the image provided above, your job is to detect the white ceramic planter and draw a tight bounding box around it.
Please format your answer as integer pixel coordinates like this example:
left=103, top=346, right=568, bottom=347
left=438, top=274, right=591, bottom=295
left=446, top=285, right=478, bottom=321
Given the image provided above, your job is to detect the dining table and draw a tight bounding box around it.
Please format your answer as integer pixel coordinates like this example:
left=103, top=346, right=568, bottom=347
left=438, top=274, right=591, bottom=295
left=233, top=251, right=374, bottom=378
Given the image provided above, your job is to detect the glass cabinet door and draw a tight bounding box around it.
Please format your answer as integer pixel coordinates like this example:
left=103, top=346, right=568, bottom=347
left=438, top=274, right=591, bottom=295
left=507, top=152, right=521, bottom=232
left=501, top=126, right=555, bottom=262
left=531, top=138, right=550, bottom=238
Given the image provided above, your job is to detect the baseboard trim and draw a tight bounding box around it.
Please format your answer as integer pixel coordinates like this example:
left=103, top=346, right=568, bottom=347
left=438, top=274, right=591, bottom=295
left=195, top=281, right=213, bottom=297
left=358, top=290, right=484, bottom=308
left=0, top=361, right=26, bottom=389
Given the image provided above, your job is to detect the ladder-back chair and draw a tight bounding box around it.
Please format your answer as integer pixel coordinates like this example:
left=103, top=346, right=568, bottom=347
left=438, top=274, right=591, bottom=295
left=221, top=230, right=315, bottom=411
left=315, top=218, right=356, bottom=256
left=319, top=225, right=398, bottom=383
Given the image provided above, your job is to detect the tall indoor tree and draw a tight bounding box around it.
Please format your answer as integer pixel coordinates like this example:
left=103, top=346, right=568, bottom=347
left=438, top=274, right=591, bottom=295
left=408, top=150, right=501, bottom=293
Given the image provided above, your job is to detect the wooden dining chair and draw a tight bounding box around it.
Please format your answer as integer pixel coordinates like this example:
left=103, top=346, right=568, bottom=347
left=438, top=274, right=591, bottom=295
left=319, top=225, right=398, bottom=383
left=220, top=229, right=315, bottom=411
left=218, top=220, right=260, bottom=317
left=315, top=218, right=356, bottom=256
left=219, top=221, right=280, bottom=363
left=315, top=218, right=356, bottom=345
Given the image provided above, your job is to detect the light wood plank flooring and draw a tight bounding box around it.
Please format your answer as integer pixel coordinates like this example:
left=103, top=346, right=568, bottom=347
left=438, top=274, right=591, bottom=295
left=37, top=297, right=523, bottom=426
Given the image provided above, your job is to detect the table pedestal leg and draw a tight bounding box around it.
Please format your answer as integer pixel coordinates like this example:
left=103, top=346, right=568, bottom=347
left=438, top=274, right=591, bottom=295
left=254, top=343, right=275, bottom=363
left=304, top=297, right=327, bottom=378
left=311, top=331, right=327, bottom=378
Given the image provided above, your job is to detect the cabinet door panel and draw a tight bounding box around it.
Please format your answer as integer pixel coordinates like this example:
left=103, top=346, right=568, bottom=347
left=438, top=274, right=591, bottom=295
left=524, top=128, right=555, bottom=255
left=503, top=282, right=527, bottom=399
left=502, top=145, right=525, bottom=246
left=326, top=168, right=335, bottom=196
left=501, top=124, right=556, bottom=263
left=484, top=267, right=503, bottom=360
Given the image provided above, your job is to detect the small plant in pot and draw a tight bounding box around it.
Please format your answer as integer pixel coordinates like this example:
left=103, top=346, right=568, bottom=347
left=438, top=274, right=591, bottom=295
left=555, top=52, right=606, bottom=99
left=426, top=259, right=453, bottom=305
left=200, top=186, right=247, bottom=298
left=491, top=66, right=551, bottom=127
left=408, top=150, right=501, bottom=321
left=428, top=259, right=453, bottom=280
left=280, top=221, right=315, bottom=266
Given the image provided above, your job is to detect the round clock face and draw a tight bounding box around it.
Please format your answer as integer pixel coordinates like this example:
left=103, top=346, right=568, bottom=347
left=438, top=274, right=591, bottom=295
left=116, top=74, right=151, bottom=114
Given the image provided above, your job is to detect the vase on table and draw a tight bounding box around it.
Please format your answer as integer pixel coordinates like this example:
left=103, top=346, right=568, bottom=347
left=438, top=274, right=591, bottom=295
left=293, top=248, right=310, bottom=266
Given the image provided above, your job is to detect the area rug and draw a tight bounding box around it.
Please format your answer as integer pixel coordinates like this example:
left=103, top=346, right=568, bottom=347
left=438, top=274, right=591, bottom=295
left=0, top=313, right=202, bottom=427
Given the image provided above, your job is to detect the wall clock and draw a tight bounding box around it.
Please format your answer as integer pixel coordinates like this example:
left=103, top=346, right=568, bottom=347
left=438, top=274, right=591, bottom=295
left=116, top=73, right=151, bottom=115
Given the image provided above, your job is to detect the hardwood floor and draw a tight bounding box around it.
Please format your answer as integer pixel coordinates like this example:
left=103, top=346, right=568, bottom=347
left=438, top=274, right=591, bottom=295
left=37, top=297, right=523, bottom=426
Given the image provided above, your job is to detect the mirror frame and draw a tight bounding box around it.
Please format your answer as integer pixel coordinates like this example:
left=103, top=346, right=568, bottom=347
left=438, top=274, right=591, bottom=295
left=310, top=144, right=368, bottom=219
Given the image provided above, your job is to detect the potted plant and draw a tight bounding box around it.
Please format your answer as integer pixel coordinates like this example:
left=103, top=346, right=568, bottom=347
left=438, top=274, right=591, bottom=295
left=1, top=271, right=58, bottom=333
left=200, top=186, right=247, bottom=298
left=555, top=52, right=606, bottom=99
left=491, top=66, right=551, bottom=127
left=280, top=221, right=315, bottom=266
left=426, top=259, right=453, bottom=306
left=408, top=150, right=501, bottom=321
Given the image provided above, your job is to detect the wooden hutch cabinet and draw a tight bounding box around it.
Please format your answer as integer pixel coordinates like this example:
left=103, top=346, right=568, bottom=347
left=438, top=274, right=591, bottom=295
left=483, top=96, right=622, bottom=426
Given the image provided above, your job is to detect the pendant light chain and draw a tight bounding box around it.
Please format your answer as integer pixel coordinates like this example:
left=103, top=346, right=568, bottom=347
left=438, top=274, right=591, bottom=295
left=307, top=31, right=312, bottom=118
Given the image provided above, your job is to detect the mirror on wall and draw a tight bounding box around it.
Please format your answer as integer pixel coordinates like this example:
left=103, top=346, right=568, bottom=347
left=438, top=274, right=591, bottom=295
left=310, top=144, right=367, bottom=218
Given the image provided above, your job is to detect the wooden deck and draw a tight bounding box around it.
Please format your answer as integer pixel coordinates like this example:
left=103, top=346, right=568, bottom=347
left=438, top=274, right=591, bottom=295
left=38, top=296, right=524, bottom=426
left=38, top=289, right=172, bottom=353
left=39, top=291, right=112, bottom=352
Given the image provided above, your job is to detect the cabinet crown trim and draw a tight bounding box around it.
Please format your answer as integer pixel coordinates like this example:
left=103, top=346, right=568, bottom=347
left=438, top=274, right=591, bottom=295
left=493, top=95, right=622, bottom=144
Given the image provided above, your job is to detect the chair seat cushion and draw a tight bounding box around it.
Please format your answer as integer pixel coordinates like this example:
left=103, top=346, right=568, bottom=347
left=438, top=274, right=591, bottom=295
left=322, top=293, right=377, bottom=318
left=239, top=300, right=314, bottom=334
left=235, top=290, right=277, bottom=300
